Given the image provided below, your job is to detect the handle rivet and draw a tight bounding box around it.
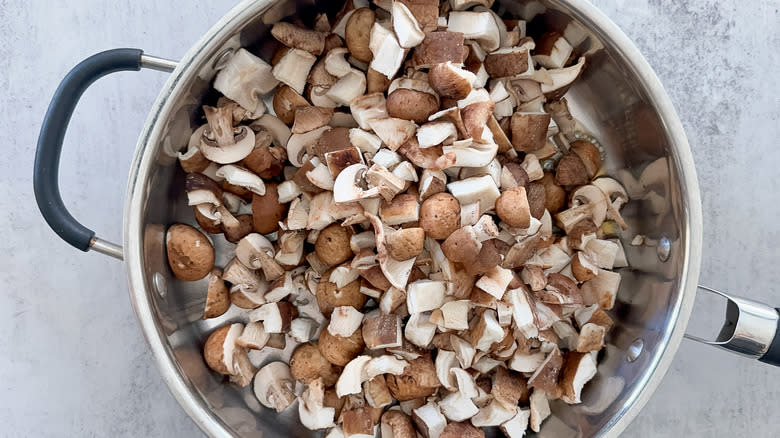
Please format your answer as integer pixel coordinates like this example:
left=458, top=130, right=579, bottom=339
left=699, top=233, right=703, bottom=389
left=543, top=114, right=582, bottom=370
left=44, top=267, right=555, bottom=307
left=627, top=338, right=644, bottom=362
left=657, top=236, right=671, bottom=262
left=213, top=48, right=235, bottom=71
left=153, top=272, right=167, bottom=298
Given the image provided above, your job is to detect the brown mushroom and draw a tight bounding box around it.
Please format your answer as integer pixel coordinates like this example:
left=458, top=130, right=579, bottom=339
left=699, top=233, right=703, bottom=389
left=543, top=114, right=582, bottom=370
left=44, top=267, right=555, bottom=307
left=386, top=355, right=440, bottom=401
left=385, top=227, right=425, bottom=261
left=315, top=223, right=354, bottom=266
left=271, top=22, right=326, bottom=55
left=290, top=342, right=341, bottom=387
left=496, top=186, right=531, bottom=228
left=203, top=269, right=230, bottom=318
left=166, top=224, right=214, bottom=281
left=316, top=270, right=366, bottom=317
left=386, top=88, right=439, bottom=124
left=318, top=327, right=365, bottom=366
left=251, top=183, right=288, bottom=234
left=419, top=192, right=460, bottom=240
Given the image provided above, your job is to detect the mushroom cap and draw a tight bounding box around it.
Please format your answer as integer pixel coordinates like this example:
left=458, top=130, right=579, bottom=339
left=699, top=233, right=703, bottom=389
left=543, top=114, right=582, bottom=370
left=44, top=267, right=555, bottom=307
left=166, top=224, right=214, bottom=281
left=510, top=112, right=551, bottom=153
left=386, top=88, right=439, bottom=124
left=235, top=233, right=275, bottom=268
left=316, top=270, right=366, bottom=317
left=290, top=342, right=341, bottom=387
left=526, top=182, right=546, bottom=220
left=386, top=356, right=441, bottom=401
left=203, top=325, right=232, bottom=375
left=271, top=21, right=325, bottom=55
left=419, top=192, right=461, bottom=240
left=315, top=223, right=354, bottom=266
left=272, top=85, right=310, bottom=125
left=440, top=421, right=485, bottom=438
left=540, top=172, right=566, bottom=213
left=381, top=410, right=417, bottom=438
left=318, top=327, right=365, bottom=366
left=242, top=142, right=285, bottom=180
left=496, top=186, right=532, bottom=228
left=570, top=140, right=602, bottom=179
left=413, top=31, right=467, bottom=67
left=555, top=152, right=589, bottom=186
left=345, top=8, right=376, bottom=63
left=251, top=183, right=288, bottom=234
left=428, top=62, right=474, bottom=100
left=193, top=206, right=223, bottom=234
left=203, top=269, right=230, bottom=319
left=441, top=226, right=481, bottom=263
left=385, top=227, right=425, bottom=260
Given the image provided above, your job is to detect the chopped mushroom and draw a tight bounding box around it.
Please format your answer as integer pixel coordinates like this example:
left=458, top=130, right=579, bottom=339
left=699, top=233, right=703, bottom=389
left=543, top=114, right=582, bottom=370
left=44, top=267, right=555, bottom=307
left=181, top=8, right=632, bottom=437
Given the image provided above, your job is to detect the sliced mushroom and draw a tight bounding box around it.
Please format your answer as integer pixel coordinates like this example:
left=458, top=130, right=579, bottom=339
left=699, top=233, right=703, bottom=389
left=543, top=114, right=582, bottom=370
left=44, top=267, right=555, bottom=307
left=254, top=362, right=296, bottom=412
left=213, top=48, right=278, bottom=116
left=392, top=1, right=425, bottom=48
left=235, top=233, right=284, bottom=280
left=447, top=11, right=500, bottom=52
left=273, top=48, right=318, bottom=94
left=199, top=106, right=256, bottom=164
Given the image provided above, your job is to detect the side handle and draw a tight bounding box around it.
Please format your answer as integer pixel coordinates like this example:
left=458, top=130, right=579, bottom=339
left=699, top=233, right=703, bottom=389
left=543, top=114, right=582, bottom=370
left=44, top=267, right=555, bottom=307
left=33, top=49, right=177, bottom=260
left=686, top=286, right=780, bottom=366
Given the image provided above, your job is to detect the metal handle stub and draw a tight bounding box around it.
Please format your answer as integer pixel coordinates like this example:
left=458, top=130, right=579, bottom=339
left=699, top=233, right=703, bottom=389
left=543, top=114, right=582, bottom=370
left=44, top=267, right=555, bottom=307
left=685, top=286, right=780, bottom=364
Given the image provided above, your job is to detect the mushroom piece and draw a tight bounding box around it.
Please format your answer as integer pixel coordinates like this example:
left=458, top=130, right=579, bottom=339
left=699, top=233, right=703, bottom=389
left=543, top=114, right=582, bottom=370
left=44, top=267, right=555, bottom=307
left=430, top=300, right=470, bottom=330
left=199, top=106, right=256, bottom=164
left=527, top=347, right=564, bottom=395
left=236, top=321, right=270, bottom=350
left=419, top=192, right=461, bottom=240
left=484, top=46, right=533, bottom=78
left=326, top=69, right=368, bottom=106
left=447, top=11, right=500, bottom=52
left=451, top=335, right=477, bottom=369
left=299, top=379, right=336, bottom=430
left=580, top=268, right=621, bottom=309
left=560, top=352, right=597, bottom=404
left=508, top=350, right=546, bottom=373
left=216, top=165, right=266, bottom=196
left=223, top=258, right=267, bottom=307
left=413, top=31, right=466, bottom=67
left=528, top=389, right=550, bottom=433
left=381, top=410, right=417, bottom=438
left=345, top=8, right=376, bottom=63
left=380, top=194, right=420, bottom=225
left=253, top=362, right=297, bottom=412
left=428, top=62, right=476, bottom=100
left=235, top=233, right=284, bottom=280
left=475, top=265, right=514, bottom=299
left=271, top=22, right=326, bottom=55
left=506, top=288, right=538, bottom=339
left=439, top=391, right=479, bottom=422
left=496, top=186, right=531, bottom=228
left=213, top=48, right=278, bottom=116
left=333, top=164, right=381, bottom=203
left=350, top=92, right=388, bottom=130
left=576, top=323, right=606, bottom=352
left=392, top=1, right=425, bottom=48
left=203, top=269, right=230, bottom=319
left=510, top=112, right=551, bottom=153
left=404, top=312, right=437, bottom=348
left=447, top=175, right=501, bottom=214
left=471, top=309, right=504, bottom=351
left=406, top=280, right=446, bottom=314
left=272, top=48, right=318, bottom=94
left=362, top=314, right=403, bottom=349
left=573, top=304, right=614, bottom=330
left=166, top=224, right=214, bottom=281
left=440, top=422, right=485, bottom=438
left=336, top=355, right=372, bottom=397
left=369, top=23, right=406, bottom=79
left=328, top=306, right=364, bottom=337
left=203, top=324, right=242, bottom=375
left=385, top=227, right=425, bottom=261
left=541, top=57, right=586, bottom=100
left=470, top=399, right=516, bottom=428
left=416, top=121, right=458, bottom=148
left=412, top=402, right=447, bottom=438
left=533, top=32, right=573, bottom=69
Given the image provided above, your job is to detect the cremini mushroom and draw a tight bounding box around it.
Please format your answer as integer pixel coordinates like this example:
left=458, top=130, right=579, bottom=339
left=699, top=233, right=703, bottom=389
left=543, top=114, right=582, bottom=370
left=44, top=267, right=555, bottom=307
left=166, top=224, right=214, bottom=281
left=199, top=106, right=256, bottom=164
left=254, top=361, right=297, bottom=412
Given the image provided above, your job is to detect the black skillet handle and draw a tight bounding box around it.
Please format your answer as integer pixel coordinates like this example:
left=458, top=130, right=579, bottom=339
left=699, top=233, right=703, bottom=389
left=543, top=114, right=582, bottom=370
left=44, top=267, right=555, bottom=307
left=34, top=49, right=176, bottom=259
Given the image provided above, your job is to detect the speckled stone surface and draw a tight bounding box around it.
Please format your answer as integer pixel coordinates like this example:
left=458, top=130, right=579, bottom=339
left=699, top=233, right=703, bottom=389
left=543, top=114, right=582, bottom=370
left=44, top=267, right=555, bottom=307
left=1, top=0, right=778, bottom=436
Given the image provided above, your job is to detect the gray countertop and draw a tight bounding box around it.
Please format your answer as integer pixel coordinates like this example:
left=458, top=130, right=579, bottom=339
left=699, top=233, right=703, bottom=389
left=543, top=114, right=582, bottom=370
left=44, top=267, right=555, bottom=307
left=1, top=0, right=778, bottom=436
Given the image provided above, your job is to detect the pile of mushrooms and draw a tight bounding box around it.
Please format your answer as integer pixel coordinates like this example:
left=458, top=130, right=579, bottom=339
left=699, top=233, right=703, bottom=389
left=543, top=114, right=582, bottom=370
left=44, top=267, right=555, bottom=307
left=165, top=0, right=631, bottom=436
